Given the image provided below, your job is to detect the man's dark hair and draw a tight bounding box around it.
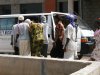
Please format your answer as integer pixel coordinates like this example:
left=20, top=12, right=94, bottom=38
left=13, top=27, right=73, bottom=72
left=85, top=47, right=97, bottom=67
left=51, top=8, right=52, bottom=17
left=54, top=14, right=62, bottom=24
left=54, top=14, right=62, bottom=21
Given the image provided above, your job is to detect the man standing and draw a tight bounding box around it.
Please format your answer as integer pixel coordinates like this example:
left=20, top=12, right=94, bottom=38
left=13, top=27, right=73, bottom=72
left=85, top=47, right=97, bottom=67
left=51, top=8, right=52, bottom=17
left=11, top=24, right=19, bottom=55
left=16, top=15, right=31, bottom=56
left=41, top=15, right=49, bottom=57
left=63, top=16, right=77, bottom=60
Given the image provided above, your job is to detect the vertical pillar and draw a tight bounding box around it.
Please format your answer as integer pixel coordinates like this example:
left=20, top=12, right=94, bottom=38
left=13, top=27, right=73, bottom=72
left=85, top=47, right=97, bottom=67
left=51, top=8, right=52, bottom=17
left=68, top=0, right=74, bottom=13
left=44, top=0, right=56, bottom=13
left=79, top=0, right=83, bottom=18
left=11, top=0, right=20, bottom=14
left=11, top=4, right=20, bottom=14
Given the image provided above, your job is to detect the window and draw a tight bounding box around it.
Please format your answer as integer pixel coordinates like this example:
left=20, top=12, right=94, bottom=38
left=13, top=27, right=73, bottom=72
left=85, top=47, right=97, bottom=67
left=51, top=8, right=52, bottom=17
left=0, top=5, right=11, bottom=15
left=74, top=1, right=79, bottom=15
left=20, top=3, right=42, bottom=14
left=0, top=18, right=16, bottom=30
left=57, top=2, right=68, bottom=12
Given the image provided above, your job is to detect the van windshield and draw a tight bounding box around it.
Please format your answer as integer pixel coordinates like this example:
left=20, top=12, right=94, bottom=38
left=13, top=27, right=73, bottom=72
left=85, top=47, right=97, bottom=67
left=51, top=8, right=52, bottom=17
left=77, top=17, right=92, bottom=30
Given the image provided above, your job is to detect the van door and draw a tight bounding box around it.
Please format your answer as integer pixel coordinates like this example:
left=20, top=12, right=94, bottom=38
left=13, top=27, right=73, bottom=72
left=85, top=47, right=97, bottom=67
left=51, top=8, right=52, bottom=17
left=0, top=18, right=15, bottom=54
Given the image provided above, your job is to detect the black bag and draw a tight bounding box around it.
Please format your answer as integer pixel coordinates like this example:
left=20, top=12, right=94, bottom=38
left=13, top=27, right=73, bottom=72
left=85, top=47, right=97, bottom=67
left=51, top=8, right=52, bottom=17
left=50, top=45, right=57, bottom=58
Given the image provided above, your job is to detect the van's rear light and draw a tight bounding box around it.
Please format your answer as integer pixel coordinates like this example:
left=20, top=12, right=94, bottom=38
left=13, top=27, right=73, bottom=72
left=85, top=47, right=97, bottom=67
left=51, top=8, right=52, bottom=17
left=81, top=37, right=88, bottom=43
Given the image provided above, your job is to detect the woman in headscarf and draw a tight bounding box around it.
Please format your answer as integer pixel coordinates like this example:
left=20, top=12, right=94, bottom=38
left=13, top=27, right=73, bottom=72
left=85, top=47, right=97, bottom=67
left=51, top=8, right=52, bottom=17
left=50, top=14, right=64, bottom=58
left=29, top=19, right=44, bottom=56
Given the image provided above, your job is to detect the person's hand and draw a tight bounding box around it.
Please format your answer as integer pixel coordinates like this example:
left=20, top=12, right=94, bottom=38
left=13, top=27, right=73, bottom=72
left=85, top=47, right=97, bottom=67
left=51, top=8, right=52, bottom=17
left=59, top=36, right=63, bottom=41
left=53, top=42, right=56, bottom=47
left=63, top=47, right=66, bottom=52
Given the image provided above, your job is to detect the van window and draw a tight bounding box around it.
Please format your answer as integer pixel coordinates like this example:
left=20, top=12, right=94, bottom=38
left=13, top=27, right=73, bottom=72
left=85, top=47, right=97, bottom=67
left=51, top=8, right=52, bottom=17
left=77, top=17, right=92, bottom=30
left=0, top=5, right=11, bottom=15
left=0, top=18, right=16, bottom=30
left=20, top=3, right=42, bottom=14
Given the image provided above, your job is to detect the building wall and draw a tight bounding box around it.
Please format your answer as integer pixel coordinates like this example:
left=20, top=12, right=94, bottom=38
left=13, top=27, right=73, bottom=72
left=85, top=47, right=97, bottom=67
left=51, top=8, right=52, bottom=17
left=0, top=0, right=43, bottom=5
left=0, top=0, right=57, bottom=14
left=82, top=0, right=100, bottom=29
left=0, top=0, right=43, bottom=14
left=44, top=0, right=56, bottom=13
left=57, top=1, right=68, bottom=12
left=0, top=0, right=77, bottom=14
left=1, top=0, right=99, bottom=30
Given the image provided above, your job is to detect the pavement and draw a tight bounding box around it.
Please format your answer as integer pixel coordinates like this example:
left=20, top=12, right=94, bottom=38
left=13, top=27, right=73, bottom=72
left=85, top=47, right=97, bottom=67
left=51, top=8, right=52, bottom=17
left=0, top=35, right=92, bottom=61
left=46, top=54, right=91, bottom=61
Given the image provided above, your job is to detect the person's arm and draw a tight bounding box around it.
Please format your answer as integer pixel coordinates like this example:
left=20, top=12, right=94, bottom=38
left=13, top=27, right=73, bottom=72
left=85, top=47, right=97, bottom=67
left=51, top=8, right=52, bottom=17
left=15, top=34, right=19, bottom=43
left=58, top=21, right=65, bottom=41
left=63, top=24, right=72, bottom=52
left=42, top=23, right=49, bottom=45
left=63, top=38, right=70, bottom=52
left=59, top=29, right=64, bottom=41
left=15, top=25, right=19, bottom=43
left=11, top=26, right=14, bottom=45
left=45, top=24, right=49, bottom=42
left=11, top=35, right=13, bottom=45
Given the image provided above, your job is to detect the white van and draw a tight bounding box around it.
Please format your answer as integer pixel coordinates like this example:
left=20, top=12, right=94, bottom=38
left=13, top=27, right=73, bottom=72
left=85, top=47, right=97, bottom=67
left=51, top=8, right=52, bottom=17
left=78, top=17, right=95, bottom=56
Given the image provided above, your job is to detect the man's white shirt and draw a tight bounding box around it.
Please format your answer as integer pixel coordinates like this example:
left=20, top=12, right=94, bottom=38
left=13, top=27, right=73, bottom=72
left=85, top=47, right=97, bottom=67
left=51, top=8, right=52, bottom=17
left=63, top=24, right=76, bottom=51
left=41, top=23, right=49, bottom=44
left=17, top=22, right=30, bottom=40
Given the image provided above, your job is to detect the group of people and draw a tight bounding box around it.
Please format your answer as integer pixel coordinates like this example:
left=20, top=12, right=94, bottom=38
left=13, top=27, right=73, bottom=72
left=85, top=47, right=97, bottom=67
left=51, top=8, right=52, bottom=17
left=50, top=14, right=78, bottom=60
left=50, top=15, right=100, bottom=61
left=10, top=14, right=100, bottom=61
left=11, top=15, right=49, bottom=57
left=10, top=14, right=79, bottom=60
left=10, top=14, right=81, bottom=60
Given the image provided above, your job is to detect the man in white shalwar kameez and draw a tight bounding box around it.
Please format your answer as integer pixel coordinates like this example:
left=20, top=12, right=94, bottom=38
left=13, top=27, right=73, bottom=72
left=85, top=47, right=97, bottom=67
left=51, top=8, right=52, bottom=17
left=16, top=16, right=31, bottom=56
left=63, top=17, right=78, bottom=60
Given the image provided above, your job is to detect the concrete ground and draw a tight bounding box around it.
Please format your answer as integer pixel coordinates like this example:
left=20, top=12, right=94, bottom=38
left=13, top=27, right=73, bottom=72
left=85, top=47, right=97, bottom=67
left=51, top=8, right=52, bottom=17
left=0, top=35, right=92, bottom=61
left=80, top=56, right=91, bottom=61
left=47, top=53, right=91, bottom=61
